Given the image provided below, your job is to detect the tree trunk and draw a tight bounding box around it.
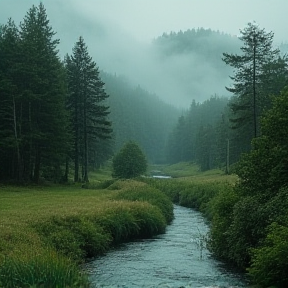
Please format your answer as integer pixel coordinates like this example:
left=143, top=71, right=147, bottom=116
left=12, top=96, right=22, bottom=182
left=33, top=145, right=41, bottom=183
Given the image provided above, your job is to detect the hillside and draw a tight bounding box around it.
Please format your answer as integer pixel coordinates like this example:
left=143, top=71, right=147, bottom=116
left=101, top=72, right=180, bottom=163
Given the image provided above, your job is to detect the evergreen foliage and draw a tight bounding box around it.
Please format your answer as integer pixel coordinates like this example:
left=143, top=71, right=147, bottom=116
left=223, top=22, right=288, bottom=143
left=209, top=88, right=288, bottom=285
left=112, top=142, right=147, bottom=179
left=65, top=37, right=112, bottom=182
left=166, top=96, right=230, bottom=170
left=0, top=4, right=70, bottom=183
left=102, top=73, right=180, bottom=163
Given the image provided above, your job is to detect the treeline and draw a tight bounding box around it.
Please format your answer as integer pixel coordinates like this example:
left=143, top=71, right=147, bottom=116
left=0, top=3, right=181, bottom=183
left=210, top=88, right=288, bottom=287
left=102, top=73, right=179, bottom=163
left=147, top=88, right=288, bottom=287
left=0, top=4, right=112, bottom=183
left=154, top=27, right=240, bottom=83
left=166, top=23, right=288, bottom=170
left=166, top=96, right=230, bottom=170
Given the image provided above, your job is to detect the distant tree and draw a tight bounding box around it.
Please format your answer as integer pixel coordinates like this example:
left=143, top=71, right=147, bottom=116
left=66, top=37, right=112, bottom=182
left=101, top=72, right=179, bottom=163
left=223, top=22, right=287, bottom=141
left=166, top=96, right=229, bottom=169
left=112, top=141, right=147, bottom=179
left=166, top=115, right=188, bottom=164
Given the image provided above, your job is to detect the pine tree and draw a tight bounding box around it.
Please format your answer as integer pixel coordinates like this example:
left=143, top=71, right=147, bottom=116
left=66, top=37, right=112, bottom=182
left=223, top=22, right=286, bottom=140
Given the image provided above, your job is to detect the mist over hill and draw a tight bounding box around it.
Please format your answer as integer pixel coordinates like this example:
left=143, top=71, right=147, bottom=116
left=1, top=0, right=243, bottom=108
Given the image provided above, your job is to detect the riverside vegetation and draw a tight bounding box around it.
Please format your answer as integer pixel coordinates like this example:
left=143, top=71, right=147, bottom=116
left=1, top=161, right=287, bottom=287
left=0, top=178, right=173, bottom=288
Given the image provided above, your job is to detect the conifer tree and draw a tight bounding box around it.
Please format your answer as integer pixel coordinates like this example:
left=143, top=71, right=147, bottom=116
left=66, top=37, right=112, bottom=182
left=0, top=19, right=22, bottom=180
left=223, top=22, right=286, bottom=140
left=18, top=3, right=69, bottom=182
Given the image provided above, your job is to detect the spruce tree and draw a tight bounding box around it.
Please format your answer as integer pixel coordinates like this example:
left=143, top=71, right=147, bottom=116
left=66, top=37, right=112, bottom=182
left=18, top=3, right=70, bottom=183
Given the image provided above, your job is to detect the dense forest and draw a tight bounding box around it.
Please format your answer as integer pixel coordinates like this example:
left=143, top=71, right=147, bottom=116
left=0, top=3, right=180, bottom=182
left=101, top=72, right=179, bottom=163
left=2, top=3, right=288, bottom=288
left=1, top=3, right=288, bottom=183
left=165, top=24, right=288, bottom=171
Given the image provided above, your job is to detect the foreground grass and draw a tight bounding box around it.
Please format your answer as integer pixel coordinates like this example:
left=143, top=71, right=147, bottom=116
left=0, top=180, right=173, bottom=287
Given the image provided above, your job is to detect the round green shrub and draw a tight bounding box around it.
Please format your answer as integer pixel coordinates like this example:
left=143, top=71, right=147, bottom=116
left=112, top=141, right=147, bottom=179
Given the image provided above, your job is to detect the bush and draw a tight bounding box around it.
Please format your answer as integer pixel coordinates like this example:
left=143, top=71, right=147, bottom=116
left=248, top=223, right=288, bottom=287
left=112, top=141, right=147, bottom=179
left=207, top=187, right=240, bottom=260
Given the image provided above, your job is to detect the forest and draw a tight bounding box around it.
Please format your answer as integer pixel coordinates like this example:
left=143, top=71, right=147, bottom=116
left=3, top=4, right=287, bottom=183
left=1, top=3, right=288, bottom=288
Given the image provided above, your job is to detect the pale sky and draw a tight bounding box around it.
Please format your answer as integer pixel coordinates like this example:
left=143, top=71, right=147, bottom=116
left=77, top=0, right=288, bottom=44
left=1, top=0, right=288, bottom=43
left=1, top=0, right=288, bottom=106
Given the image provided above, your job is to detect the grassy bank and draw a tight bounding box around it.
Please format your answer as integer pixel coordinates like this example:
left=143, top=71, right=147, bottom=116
left=147, top=162, right=288, bottom=287
left=0, top=179, right=173, bottom=287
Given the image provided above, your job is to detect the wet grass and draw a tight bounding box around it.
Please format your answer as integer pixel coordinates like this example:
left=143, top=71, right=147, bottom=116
left=0, top=180, right=172, bottom=287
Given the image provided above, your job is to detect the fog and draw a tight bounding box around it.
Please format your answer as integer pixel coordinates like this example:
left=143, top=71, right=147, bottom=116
left=1, top=0, right=288, bottom=107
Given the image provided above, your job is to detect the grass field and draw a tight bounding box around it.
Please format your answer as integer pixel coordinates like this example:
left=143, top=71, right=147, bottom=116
left=0, top=162, right=237, bottom=287
left=0, top=174, right=174, bottom=287
left=150, top=162, right=238, bottom=183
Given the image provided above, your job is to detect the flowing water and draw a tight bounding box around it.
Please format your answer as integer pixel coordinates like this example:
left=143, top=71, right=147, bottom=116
left=85, top=205, right=247, bottom=288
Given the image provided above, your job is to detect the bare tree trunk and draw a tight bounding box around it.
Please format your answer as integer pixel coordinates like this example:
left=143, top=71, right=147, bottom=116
left=12, top=95, right=22, bottom=182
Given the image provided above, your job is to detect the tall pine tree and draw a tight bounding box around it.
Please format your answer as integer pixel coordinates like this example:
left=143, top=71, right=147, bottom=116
left=223, top=22, right=287, bottom=141
left=66, top=37, right=112, bottom=182
left=18, top=3, right=69, bottom=183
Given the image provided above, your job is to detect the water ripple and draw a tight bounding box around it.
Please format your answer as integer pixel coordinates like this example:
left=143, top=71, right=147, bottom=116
left=85, top=205, right=247, bottom=288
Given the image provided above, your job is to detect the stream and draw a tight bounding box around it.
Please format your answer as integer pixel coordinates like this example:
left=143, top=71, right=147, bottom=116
left=85, top=205, right=247, bottom=288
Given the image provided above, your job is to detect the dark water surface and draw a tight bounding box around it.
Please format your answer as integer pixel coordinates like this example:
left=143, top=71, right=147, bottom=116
left=85, top=205, right=247, bottom=288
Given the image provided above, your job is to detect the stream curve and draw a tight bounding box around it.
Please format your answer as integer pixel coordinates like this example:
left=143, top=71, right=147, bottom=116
left=85, top=205, right=247, bottom=288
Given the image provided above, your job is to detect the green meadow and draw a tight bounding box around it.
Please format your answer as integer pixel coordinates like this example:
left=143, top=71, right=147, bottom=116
left=0, top=175, right=173, bottom=287
left=0, top=163, right=241, bottom=287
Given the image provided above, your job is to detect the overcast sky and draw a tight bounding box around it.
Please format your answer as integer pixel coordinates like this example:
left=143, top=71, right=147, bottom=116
left=1, top=0, right=288, bottom=106
left=2, top=0, right=288, bottom=43
left=74, top=0, right=288, bottom=44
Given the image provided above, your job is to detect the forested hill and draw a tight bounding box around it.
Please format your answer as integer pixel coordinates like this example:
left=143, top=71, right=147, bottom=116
left=154, top=28, right=240, bottom=58
left=150, top=28, right=241, bottom=104
left=101, top=72, right=180, bottom=163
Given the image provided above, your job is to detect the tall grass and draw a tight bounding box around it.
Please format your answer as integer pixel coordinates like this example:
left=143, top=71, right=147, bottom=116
left=0, top=249, right=89, bottom=288
left=144, top=178, right=234, bottom=220
left=0, top=180, right=173, bottom=287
